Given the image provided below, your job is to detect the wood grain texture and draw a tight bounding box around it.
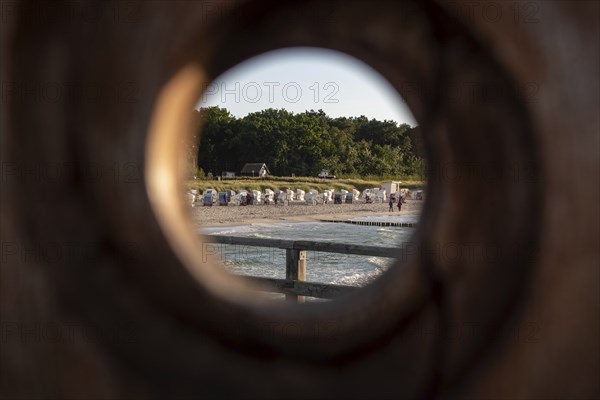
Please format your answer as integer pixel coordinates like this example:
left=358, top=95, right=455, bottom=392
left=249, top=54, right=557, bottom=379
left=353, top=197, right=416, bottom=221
left=1, top=0, right=597, bottom=399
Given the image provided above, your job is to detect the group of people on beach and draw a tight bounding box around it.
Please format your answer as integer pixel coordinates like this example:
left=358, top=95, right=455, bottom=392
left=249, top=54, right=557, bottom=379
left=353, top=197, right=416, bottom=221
left=388, top=193, right=406, bottom=212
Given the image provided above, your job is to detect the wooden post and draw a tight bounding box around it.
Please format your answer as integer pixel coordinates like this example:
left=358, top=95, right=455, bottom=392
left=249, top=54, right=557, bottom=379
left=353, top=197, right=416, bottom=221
left=285, top=249, right=307, bottom=303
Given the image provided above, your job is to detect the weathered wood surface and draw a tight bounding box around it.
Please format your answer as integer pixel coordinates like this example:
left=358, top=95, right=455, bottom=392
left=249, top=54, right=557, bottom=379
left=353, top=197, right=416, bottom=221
left=1, top=1, right=598, bottom=399
left=285, top=249, right=307, bottom=302
left=205, top=235, right=399, bottom=258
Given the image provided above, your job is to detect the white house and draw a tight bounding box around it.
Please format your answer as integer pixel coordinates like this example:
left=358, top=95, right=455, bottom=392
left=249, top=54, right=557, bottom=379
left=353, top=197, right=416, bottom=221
left=240, top=163, right=270, bottom=177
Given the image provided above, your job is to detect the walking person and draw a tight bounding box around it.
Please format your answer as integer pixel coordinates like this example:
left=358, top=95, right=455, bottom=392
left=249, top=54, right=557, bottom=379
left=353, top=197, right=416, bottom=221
left=389, top=193, right=395, bottom=212
left=397, top=195, right=404, bottom=212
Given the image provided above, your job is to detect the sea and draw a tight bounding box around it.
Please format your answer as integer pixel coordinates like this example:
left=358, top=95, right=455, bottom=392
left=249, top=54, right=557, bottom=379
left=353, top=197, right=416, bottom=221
left=200, top=214, right=419, bottom=287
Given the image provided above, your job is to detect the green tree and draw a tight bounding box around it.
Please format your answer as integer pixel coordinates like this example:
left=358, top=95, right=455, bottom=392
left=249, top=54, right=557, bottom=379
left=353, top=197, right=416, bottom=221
left=195, top=107, right=423, bottom=179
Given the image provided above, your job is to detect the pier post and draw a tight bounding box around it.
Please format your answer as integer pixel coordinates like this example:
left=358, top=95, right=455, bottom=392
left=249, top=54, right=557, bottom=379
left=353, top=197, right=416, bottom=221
left=285, top=249, right=307, bottom=302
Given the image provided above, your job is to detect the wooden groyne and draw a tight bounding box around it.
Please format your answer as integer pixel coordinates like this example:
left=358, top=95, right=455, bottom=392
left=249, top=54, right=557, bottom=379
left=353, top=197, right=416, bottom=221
left=319, top=219, right=417, bottom=228
left=205, top=235, right=397, bottom=301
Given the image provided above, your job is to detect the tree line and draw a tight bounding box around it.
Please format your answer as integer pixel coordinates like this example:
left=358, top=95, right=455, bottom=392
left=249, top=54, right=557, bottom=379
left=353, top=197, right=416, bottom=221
left=195, top=107, right=425, bottom=179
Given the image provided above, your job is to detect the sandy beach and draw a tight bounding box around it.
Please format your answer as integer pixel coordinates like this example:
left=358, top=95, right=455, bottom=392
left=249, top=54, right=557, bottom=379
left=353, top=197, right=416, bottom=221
left=190, top=200, right=423, bottom=227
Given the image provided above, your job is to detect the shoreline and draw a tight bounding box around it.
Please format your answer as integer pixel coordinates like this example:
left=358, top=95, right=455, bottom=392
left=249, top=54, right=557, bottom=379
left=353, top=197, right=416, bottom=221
left=191, top=201, right=422, bottom=228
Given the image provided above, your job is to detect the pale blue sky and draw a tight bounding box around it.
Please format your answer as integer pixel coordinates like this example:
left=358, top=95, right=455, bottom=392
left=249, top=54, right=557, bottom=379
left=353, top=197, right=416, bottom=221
left=195, top=47, right=416, bottom=126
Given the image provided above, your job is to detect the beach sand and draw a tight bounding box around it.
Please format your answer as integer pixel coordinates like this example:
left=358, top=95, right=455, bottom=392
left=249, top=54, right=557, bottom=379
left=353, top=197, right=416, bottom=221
left=190, top=200, right=423, bottom=227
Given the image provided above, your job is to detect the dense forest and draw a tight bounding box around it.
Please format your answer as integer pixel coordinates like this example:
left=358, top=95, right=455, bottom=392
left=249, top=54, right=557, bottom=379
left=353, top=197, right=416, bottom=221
left=194, top=107, right=425, bottom=179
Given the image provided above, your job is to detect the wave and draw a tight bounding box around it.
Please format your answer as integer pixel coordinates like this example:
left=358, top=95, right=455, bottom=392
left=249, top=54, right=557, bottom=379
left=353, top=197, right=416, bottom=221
left=368, top=256, right=392, bottom=269
left=246, top=232, right=274, bottom=240
left=333, top=270, right=385, bottom=287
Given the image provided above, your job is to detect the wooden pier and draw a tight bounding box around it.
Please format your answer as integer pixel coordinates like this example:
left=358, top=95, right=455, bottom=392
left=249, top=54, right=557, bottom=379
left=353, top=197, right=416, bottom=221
left=319, top=219, right=418, bottom=228
left=205, top=235, right=397, bottom=302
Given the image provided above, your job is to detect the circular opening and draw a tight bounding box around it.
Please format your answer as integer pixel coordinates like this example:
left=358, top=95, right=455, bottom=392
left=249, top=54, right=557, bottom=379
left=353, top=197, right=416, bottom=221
left=183, top=47, right=425, bottom=304
left=142, top=0, right=538, bottom=366
left=6, top=1, right=543, bottom=395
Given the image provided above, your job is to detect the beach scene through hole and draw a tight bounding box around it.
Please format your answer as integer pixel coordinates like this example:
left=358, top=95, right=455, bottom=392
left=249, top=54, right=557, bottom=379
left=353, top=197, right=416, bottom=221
left=187, top=48, right=425, bottom=302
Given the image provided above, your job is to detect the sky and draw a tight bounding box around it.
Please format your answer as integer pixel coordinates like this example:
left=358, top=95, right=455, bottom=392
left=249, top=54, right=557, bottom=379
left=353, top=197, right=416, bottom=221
left=195, top=47, right=417, bottom=126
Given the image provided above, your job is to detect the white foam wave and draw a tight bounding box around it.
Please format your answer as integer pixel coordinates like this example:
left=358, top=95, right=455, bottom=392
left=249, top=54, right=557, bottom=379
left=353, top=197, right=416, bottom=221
left=368, top=256, right=391, bottom=269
